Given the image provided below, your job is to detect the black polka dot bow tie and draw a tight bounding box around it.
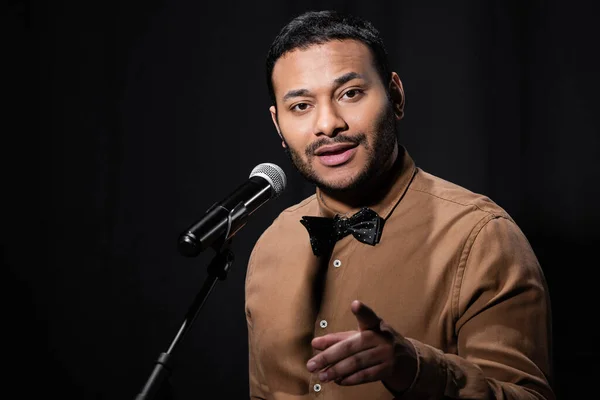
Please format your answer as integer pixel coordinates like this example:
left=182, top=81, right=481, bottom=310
left=300, top=207, right=385, bottom=257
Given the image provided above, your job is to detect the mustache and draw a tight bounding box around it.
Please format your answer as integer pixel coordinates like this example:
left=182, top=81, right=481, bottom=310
left=305, top=133, right=367, bottom=157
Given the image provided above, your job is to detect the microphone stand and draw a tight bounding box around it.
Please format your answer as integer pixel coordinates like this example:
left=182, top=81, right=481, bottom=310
left=135, top=242, right=235, bottom=400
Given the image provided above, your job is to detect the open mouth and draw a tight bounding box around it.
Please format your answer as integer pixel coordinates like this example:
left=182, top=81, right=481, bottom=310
left=314, top=144, right=358, bottom=166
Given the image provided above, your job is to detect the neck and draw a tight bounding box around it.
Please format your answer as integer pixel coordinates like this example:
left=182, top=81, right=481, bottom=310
left=319, top=144, right=400, bottom=215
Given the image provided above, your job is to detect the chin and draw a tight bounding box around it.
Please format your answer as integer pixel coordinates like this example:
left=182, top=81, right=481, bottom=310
left=317, top=169, right=366, bottom=193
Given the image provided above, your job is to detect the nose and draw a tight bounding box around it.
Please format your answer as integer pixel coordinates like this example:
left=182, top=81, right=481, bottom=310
left=314, top=103, right=347, bottom=137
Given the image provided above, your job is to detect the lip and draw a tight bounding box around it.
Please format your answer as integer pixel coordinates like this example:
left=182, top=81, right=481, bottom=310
left=314, top=143, right=357, bottom=156
left=314, top=143, right=358, bottom=167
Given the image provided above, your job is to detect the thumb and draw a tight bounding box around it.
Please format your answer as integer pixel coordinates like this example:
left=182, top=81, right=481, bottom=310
left=351, top=300, right=381, bottom=332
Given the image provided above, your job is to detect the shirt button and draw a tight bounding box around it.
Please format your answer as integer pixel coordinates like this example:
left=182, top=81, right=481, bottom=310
left=319, top=320, right=328, bottom=328
left=333, top=259, right=342, bottom=268
left=313, top=383, right=322, bottom=392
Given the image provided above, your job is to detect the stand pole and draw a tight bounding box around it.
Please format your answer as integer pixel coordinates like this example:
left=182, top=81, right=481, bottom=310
left=135, top=247, right=234, bottom=400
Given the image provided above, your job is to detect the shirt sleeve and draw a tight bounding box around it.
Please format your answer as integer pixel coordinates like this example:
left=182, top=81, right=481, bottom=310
left=246, top=239, right=269, bottom=400
left=248, top=324, right=268, bottom=399
left=396, top=216, right=555, bottom=400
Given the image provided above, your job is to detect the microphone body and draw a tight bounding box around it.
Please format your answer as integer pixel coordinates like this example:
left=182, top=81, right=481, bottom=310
left=178, top=163, right=286, bottom=256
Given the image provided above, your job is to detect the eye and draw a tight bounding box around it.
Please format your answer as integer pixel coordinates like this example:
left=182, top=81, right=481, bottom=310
left=341, top=88, right=364, bottom=100
left=291, top=102, right=311, bottom=112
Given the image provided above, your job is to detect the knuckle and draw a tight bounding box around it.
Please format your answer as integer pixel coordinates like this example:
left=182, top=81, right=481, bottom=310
left=327, top=365, right=338, bottom=378
left=364, top=330, right=381, bottom=344
left=362, top=367, right=379, bottom=383
left=355, top=369, right=368, bottom=382
left=381, top=344, right=394, bottom=358
left=361, top=330, right=374, bottom=341
left=350, top=355, right=363, bottom=371
left=342, top=340, right=354, bottom=353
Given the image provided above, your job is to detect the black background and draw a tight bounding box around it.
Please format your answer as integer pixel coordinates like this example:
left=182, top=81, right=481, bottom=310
left=4, top=0, right=599, bottom=399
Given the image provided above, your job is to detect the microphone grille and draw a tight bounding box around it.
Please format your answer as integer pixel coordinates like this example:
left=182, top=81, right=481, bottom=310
left=250, top=163, right=287, bottom=198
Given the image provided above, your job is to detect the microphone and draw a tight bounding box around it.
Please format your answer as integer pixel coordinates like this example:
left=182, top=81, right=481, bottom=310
left=178, top=163, right=287, bottom=257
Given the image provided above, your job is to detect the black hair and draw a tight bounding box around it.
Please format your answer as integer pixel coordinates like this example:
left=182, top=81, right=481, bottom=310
left=266, top=10, right=391, bottom=106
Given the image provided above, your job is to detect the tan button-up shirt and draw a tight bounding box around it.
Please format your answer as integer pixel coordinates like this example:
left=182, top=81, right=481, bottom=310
left=245, top=149, right=554, bottom=399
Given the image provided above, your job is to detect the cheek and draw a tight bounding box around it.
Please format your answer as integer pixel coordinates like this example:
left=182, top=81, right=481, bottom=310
left=279, top=119, right=312, bottom=149
left=343, top=111, right=366, bottom=129
left=342, top=103, right=382, bottom=135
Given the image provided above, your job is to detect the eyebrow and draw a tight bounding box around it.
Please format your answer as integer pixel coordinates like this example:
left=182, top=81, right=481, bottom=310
left=282, top=88, right=310, bottom=102
left=334, top=72, right=364, bottom=86
left=281, top=72, right=366, bottom=102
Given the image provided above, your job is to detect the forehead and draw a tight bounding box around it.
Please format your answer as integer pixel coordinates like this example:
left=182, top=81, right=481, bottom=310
left=271, top=39, right=378, bottom=97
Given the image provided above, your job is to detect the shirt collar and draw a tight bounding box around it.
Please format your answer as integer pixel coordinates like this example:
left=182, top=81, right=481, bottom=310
left=315, top=146, right=417, bottom=220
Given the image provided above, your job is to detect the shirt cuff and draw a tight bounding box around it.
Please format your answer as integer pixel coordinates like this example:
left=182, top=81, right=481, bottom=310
left=391, top=338, right=448, bottom=399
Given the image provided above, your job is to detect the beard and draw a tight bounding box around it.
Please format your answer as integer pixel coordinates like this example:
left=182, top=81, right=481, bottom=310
left=281, top=101, right=398, bottom=196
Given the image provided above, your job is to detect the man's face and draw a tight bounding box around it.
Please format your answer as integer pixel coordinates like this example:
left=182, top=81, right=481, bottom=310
left=270, top=39, right=404, bottom=194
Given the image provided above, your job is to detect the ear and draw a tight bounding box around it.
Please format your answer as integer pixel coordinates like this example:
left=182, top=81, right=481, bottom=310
left=270, top=105, right=286, bottom=148
left=389, top=72, right=405, bottom=120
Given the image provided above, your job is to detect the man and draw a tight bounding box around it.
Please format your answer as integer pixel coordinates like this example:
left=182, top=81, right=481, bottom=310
left=245, top=10, right=554, bottom=400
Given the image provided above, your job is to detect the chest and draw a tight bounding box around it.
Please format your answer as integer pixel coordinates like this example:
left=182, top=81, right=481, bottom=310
left=247, top=221, right=463, bottom=358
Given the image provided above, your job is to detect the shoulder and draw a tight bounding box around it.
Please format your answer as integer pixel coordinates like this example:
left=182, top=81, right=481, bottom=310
left=408, top=168, right=512, bottom=221
left=248, top=193, right=318, bottom=262
left=265, top=193, right=319, bottom=236
left=399, top=168, right=520, bottom=257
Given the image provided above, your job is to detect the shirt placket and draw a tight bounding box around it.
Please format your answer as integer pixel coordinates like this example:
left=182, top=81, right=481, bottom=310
left=309, top=238, right=359, bottom=398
